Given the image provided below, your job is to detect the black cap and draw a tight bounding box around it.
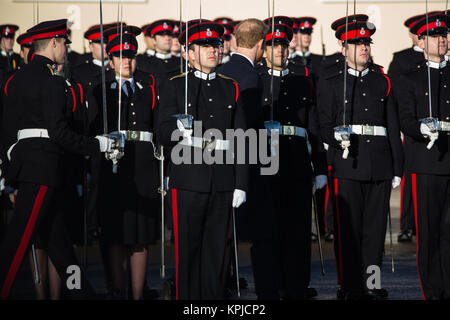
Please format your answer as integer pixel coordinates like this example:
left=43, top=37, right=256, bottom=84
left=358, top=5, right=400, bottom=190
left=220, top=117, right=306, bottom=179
left=295, top=17, right=317, bottom=34
left=331, top=14, right=369, bottom=31
left=404, top=14, right=426, bottom=29
left=0, top=24, right=19, bottom=39
left=265, top=23, right=293, bottom=45
left=27, top=19, right=71, bottom=44
left=264, top=16, right=294, bottom=29
left=84, top=22, right=125, bottom=42
left=106, top=27, right=141, bottom=58
left=180, top=19, right=212, bottom=35
left=16, top=32, right=33, bottom=47
left=335, top=20, right=376, bottom=44
left=143, top=19, right=175, bottom=37
left=410, top=13, right=450, bottom=38
left=104, top=25, right=141, bottom=43
left=179, top=22, right=224, bottom=47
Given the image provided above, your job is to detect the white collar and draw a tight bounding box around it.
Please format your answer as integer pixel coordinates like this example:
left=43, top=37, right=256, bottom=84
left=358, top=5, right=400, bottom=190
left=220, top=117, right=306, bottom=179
left=92, top=58, right=109, bottom=67
left=413, top=45, right=423, bottom=53
left=1, top=50, right=13, bottom=57
left=347, top=67, right=369, bottom=77
left=231, top=52, right=255, bottom=67
left=221, top=55, right=230, bottom=64
left=173, top=52, right=181, bottom=58
left=427, top=60, right=447, bottom=69
left=155, top=52, right=172, bottom=60
left=268, top=68, right=289, bottom=77
left=294, top=50, right=310, bottom=57
left=146, top=49, right=155, bottom=56
left=445, top=55, right=450, bottom=62
left=193, top=70, right=216, bottom=80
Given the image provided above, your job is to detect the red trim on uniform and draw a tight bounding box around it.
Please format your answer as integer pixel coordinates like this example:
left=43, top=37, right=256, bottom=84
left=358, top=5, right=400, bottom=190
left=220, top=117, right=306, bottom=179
left=32, top=30, right=67, bottom=41
left=188, top=31, right=220, bottom=45
left=148, top=74, right=156, bottom=109
left=382, top=74, right=391, bottom=97
left=399, top=174, right=405, bottom=231
left=411, top=173, right=426, bottom=300
left=108, top=43, right=137, bottom=54
left=304, top=66, right=309, bottom=77
left=4, top=74, right=15, bottom=96
left=77, top=83, right=84, bottom=105
left=0, top=185, right=48, bottom=300
left=306, top=76, right=313, bottom=99
left=324, top=165, right=332, bottom=233
left=150, top=24, right=174, bottom=36
left=232, top=81, right=239, bottom=103
left=340, top=29, right=371, bottom=42
left=69, top=87, right=77, bottom=112
left=30, top=52, right=35, bottom=61
left=171, top=189, right=179, bottom=300
left=379, top=66, right=385, bottom=74
left=334, top=178, right=344, bottom=286
left=417, top=21, right=448, bottom=37
left=265, top=32, right=288, bottom=42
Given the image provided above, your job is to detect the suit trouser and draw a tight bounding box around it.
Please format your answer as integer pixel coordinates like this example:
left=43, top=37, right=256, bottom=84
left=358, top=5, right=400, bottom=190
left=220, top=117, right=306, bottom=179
left=400, top=173, right=415, bottom=232
left=0, top=182, right=94, bottom=299
left=170, top=188, right=232, bottom=300
left=411, top=173, right=450, bottom=300
left=332, top=178, right=390, bottom=294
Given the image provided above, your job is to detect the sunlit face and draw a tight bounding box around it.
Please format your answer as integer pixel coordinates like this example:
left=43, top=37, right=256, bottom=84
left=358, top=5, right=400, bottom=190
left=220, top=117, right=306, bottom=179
left=297, top=32, right=311, bottom=50
left=265, top=43, right=288, bottom=69
left=110, top=56, right=136, bottom=79
left=188, top=43, right=219, bottom=72
left=418, top=34, right=448, bottom=59
left=171, top=36, right=181, bottom=55
left=144, top=36, right=155, bottom=50
left=342, top=42, right=371, bottom=69
left=154, top=34, right=172, bottom=53
left=89, top=41, right=107, bottom=61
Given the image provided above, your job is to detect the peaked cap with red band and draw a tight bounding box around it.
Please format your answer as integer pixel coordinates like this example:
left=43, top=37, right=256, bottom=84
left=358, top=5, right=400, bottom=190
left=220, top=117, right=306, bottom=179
left=410, top=13, right=450, bottom=38
left=0, top=24, right=19, bottom=39
left=214, top=17, right=234, bottom=40
left=331, top=14, right=369, bottom=31
left=295, top=17, right=317, bottom=34
left=335, top=20, right=376, bottom=44
left=84, top=22, right=125, bottom=42
left=214, top=17, right=234, bottom=25
left=264, top=16, right=294, bottom=29
left=144, top=19, right=175, bottom=37
left=16, top=32, right=33, bottom=47
left=179, top=22, right=224, bottom=47
left=404, top=14, right=426, bottom=29
left=27, top=19, right=71, bottom=44
left=229, top=20, right=241, bottom=32
left=106, top=26, right=141, bottom=58
left=180, top=19, right=212, bottom=35
left=265, top=23, right=293, bottom=45
left=104, top=25, right=141, bottom=43
left=172, top=21, right=181, bottom=36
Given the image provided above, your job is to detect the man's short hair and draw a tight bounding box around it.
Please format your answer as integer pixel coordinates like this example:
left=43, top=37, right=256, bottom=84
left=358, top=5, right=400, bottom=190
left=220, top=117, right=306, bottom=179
left=234, top=19, right=268, bottom=49
left=34, top=37, right=64, bottom=52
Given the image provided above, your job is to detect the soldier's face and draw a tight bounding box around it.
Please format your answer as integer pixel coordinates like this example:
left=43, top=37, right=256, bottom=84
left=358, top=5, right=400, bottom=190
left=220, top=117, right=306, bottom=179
left=223, top=39, right=231, bottom=55
left=289, top=36, right=297, bottom=53
left=1, top=37, right=14, bottom=51
left=110, top=56, right=136, bottom=79
left=171, top=36, right=181, bottom=54
left=265, top=43, right=288, bottom=69
left=343, top=42, right=371, bottom=69
left=419, top=35, right=448, bottom=59
left=53, top=38, right=67, bottom=65
left=144, top=36, right=155, bottom=50
left=229, top=34, right=237, bottom=53
left=189, top=44, right=219, bottom=72
left=154, top=34, right=172, bottom=53
left=297, top=33, right=311, bottom=49
left=409, top=32, right=419, bottom=46
left=20, top=46, right=30, bottom=64
left=89, top=42, right=107, bottom=61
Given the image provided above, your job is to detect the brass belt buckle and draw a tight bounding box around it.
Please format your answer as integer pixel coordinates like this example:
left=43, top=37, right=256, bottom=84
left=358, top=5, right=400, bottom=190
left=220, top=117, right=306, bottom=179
left=283, top=125, right=295, bottom=135
left=362, top=125, right=374, bottom=135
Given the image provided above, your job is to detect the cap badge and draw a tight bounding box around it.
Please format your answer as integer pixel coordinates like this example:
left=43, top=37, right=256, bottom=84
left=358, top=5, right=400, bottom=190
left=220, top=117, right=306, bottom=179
left=5, top=27, right=10, bottom=35
left=304, top=21, right=310, bottom=28
left=163, top=22, right=168, bottom=29
left=436, top=19, right=441, bottom=27
left=360, top=27, right=366, bottom=35
left=275, top=29, right=281, bottom=37
left=124, top=42, right=130, bottom=50
left=206, top=28, right=212, bottom=37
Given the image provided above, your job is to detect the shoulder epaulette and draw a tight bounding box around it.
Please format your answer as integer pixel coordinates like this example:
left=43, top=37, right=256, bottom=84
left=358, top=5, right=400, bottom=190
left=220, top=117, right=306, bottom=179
left=217, top=73, right=237, bottom=83
left=169, top=73, right=186, bottom=81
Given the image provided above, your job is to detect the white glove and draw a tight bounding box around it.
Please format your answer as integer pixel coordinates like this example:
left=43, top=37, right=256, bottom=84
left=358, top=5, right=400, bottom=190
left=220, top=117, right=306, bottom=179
left=96, top=135, right=115, bottom=152
left=105, top=148, right=123, bottom=162
left=313, top=175, right=328, bottom=194
left=420, top=123, right=439, bottom=149
left=392, top=176, right=402, bottom=189
left=323, top=143, right=329, bottom=151
left=340, top=140, right=351, bottom=159
left=0, top=178, right=5, bottom=194
left=164, top=176, right=170, bottom=191
left=177, top=119, right=193, bottom=138
left=334, top=131, right=345, bottom=142
left=232, top=189, right=246, bottom=208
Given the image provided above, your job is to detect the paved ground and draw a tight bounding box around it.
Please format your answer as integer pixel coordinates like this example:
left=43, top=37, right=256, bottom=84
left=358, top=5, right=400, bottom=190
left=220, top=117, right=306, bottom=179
left=7, top=188, right=423, bottom=300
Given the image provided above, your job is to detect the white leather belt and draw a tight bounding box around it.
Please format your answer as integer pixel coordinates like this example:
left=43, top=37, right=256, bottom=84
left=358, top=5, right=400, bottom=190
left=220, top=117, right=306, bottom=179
left=120, top=130, right=153, bottom=142
left=438, top=121, right=450, bottom=131
left=179, top=136, right=231, bottom=151
left=349, top=125, right=387, bottom=136
left=17, top=128, right=49, bottom=140
left=280, top=125, right=308, bottom=138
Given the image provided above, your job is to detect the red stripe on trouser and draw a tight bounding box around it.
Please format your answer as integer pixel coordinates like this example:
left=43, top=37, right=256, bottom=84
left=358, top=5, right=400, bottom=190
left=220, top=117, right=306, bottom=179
left=399, top=174, right=405, bottom=230
left=333, top=178, right=344, bottom=286
left=171, top=189, right=179, bottom=300
left=0, top=185, right=48, bottom=299
left=324, top=165, right=332, bottom=233
left=411, top=173, right=426, bottom=300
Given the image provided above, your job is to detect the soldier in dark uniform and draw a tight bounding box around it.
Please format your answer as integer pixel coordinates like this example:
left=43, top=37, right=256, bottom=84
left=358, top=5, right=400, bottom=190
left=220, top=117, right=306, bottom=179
left=397, top=13, right=450, bottom=300
left=171, top=21, right=182, bottom=58
left=214, top=17, right=234, bottom=65
left=0, top=19, right=118, bottom=300
left=388, top=14, right=426, bottom=242
left=139, top=22, right=157, bottom=59
left=16, top=32, right=34, bottom=66
left=136, top=20, right=180, bottom=80
left=317, top=19, right=403, bottom=300
left=0, top=25, right=23, bottom=82
left=259, top=23, right=327, bottom=299
left=90, top=26, right=160, bottom=300
left=157, top=21, right=248, bottom=300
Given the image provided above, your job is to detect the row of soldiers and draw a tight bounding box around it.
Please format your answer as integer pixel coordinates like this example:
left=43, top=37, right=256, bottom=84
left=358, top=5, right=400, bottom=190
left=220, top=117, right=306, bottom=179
left=0, top=8, right=449, bottom=301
